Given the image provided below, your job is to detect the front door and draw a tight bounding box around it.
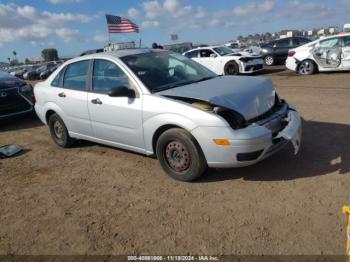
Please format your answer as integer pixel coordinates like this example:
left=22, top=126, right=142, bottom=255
left=87, top=59, right=144, bottom=151
left=194, top=49, right=221, bottom=74
left=312, top=37, right=342, bottom=69
left=54, top=59, right=93, bottom=136
left=341, top=36, right=350, bottom=69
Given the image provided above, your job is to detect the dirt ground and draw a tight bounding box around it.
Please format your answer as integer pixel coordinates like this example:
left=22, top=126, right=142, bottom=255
left=0, top=66, right=349, bottom=255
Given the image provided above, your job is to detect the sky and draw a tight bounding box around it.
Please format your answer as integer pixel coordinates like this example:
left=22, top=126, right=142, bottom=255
left=0, top=0, right=350, bottom=62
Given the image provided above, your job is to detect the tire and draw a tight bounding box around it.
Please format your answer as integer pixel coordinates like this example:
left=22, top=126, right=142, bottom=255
left=298, top=60, right=316, bottom=75
left=224, top=61, right=239, bottom=75
left=156, top=128, right=207, bottom=182
left=264, top=55, right=274, bottom=66
left=48, top=113, right=74, bottom=148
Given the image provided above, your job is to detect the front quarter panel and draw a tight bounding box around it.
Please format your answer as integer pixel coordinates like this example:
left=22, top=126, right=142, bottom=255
left=142, top=94, right=228, bottom=154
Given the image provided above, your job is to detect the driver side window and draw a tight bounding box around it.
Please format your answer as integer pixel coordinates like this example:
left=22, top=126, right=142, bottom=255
left=199, top=49, right=214, bottom=58
left=92, top=60, right=130, bottom=94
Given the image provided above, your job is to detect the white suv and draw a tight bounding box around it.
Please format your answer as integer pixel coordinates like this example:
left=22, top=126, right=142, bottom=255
left=286, top=33, right=350, bottom=75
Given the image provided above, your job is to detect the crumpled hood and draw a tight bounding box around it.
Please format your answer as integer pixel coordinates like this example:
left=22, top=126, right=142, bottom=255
left=158, top=76, right=276, bottom=120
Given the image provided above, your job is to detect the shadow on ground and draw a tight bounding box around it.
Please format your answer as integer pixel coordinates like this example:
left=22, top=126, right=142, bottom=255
left=0, top=113, right=43, bottom=132
left=198, top=120, right=350, bottom=182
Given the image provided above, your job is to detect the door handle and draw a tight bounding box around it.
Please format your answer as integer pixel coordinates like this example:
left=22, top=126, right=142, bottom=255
left=58, top=92, right=66, bottom=98
left=91, top=98, right=102, bottom=105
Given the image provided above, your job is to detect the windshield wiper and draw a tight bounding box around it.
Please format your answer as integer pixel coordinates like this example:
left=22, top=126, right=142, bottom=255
left=191, top=76, right=216, bottom=83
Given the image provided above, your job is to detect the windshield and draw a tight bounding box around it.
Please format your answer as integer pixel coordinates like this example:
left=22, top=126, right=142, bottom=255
left=121, top=51, right=217, bottom=93
left=213, top=47, right=234, bottom=56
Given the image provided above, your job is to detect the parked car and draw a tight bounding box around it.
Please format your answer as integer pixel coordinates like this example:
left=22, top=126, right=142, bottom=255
left=40, top=64, right=61, bottom=80
left=260, top=37, right=312, bottom=66
left=286, top=33, right=350, bottom=75
left=34, top=49, right=302, bottom=182
left=183, top=46, right=264, bottom=75
left=224, top=42, right=241, bottom=53
left=0, top=72, right=35, bottom=119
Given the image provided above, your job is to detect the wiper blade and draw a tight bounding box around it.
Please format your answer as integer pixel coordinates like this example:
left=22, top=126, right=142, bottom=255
left=191, top=76, right=216, bottom=83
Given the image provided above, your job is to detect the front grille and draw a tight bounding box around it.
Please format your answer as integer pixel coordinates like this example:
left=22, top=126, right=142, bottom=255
left=245, top=64, right=263, bottom=71
left=237, top=150, right=264, bottom=162
left=0, top=89, right=31, bottom=115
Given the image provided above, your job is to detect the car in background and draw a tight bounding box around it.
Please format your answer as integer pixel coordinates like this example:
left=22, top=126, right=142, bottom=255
left=260, top=37, right=312, bottom=66
left=0, top=72, right=35, bottom=119
left=224, top=42, right=241, bottom=53
left=40, top=64, right=61, bottom=80
left=183, top=46, right=264, bottom=75
left=286, top=33, right=350, bottom=75
left=34, top=49, right=302, bottom=181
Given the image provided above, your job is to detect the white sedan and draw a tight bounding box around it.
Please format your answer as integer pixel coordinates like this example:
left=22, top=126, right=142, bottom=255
left=183, top=46, right=264, bottom=75
left=286, top=33, right=350, bottom=75
left=34, top=49, right=301, bottom=182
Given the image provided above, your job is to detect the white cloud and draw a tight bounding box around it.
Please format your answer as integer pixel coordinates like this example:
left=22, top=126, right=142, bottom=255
left=128, top=8, right=141, bottom=19
left=142, top=1, right=162, bottom=19
left=93, top=32, right=108, bottom=43
left=195, top=6, right=206, bottom=19
left=233, top=0, right=275, bottom=16
left=0, top=3, right=94, bottom=46
left=56, top=28, right=82, bottom=42
left=141, top=20, right=160, bottom=29
left=48, top=0, right=82, bottom=4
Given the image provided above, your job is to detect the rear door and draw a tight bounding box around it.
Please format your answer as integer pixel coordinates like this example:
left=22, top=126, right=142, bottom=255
left=54, top=60, right=93, bottom=136
left=274, top=38, right=292, bottom=61
left=341, top=36, right=350, bottom=69
left=87, top=59, right=144, bottom=150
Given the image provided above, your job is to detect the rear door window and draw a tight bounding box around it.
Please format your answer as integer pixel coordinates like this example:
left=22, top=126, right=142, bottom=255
left=63, top=60, right=89, bottom=91
left=275, top=38, right=291, bottom=47
left=184, top=50, right=199, bottom=58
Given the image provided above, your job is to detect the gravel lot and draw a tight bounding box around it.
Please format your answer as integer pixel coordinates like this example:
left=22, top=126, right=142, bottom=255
left=0, top=66, right=349, bottom=255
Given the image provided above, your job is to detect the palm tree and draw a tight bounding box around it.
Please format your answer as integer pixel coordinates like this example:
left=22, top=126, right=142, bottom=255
left=12, top=51, right=17, bottom=60
left=7, top=57, right=10, bottom=63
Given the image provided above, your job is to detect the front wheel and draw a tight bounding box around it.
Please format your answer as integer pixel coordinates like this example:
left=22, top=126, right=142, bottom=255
left=298, top=60, right=316, bottom=75
left=156, top=128, right=207, bottom=182
left=224, top=61, right=239, bottom=75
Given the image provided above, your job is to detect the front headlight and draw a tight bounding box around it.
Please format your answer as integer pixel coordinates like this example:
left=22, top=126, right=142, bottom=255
left=261, top=49, right=268, bottom=53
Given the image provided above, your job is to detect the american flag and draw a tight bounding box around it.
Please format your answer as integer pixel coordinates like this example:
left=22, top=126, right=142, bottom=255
left=106, top=14, right=139, bottom=33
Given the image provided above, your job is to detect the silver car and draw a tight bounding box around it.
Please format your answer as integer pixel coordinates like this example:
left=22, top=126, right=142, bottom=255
left=34, top=49, right=302, bottom=181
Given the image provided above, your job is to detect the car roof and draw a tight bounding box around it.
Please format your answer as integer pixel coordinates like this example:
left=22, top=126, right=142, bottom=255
left=185, top=45, right=225, bottom=53
left=79, top=48, right=167, bottom=60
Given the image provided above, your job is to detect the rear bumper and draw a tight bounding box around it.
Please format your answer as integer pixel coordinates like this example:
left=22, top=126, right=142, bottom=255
left=191, top=108, right=302, bottom=168
left=286, top=57, right=298, bottom=71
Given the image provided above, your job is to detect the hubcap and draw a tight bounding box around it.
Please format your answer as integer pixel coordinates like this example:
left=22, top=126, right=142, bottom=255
left=165, top=141, right=191, bottom=172
left=265, top=56, right=273, bottom=65
left=53, top=121, right=64, bottom=140
left=299, top=61, right=312, bottom=74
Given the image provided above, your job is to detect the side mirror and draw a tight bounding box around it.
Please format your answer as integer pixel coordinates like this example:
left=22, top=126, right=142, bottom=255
left=210, top=53, right=217, bottom=58
left=273, top=44, right=277, bottom=48
left=108, top=86, right=135, bottom=98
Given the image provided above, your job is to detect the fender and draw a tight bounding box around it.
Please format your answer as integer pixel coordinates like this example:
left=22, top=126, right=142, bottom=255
left=42, top=102, right=70, bottom=128
left=143, top=113, right=198, bottom=154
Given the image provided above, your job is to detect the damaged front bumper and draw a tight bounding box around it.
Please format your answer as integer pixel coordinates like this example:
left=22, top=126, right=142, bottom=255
left=191, top=106, right=302, bottom=168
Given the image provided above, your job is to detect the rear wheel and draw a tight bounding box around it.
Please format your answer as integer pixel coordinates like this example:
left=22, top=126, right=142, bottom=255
left=156, top=128, right=207, bottom=182
left=298, top=60, right=316, bottom=75
left=264, top=55, right=274, bottom=66
left=48, top=113, right=74, bottom=148
left=224, top=61, right=239, bottom=75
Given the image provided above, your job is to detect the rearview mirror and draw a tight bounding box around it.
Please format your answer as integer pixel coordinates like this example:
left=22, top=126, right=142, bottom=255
left=108, top=86, right=135, bottom=98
